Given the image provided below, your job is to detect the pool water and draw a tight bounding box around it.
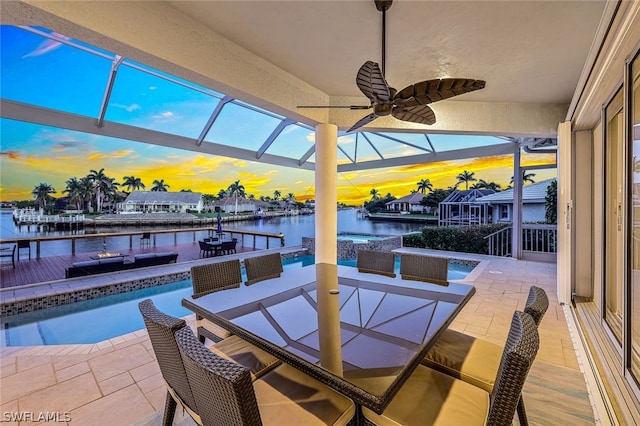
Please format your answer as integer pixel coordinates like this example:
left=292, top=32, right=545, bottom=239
left=336, top=234, right=389, bottom=243
left=0, top=255, right=473, bottom=346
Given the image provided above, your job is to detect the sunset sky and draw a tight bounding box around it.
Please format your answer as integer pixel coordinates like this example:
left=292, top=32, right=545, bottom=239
left=0, top=25, right=556, bottom=205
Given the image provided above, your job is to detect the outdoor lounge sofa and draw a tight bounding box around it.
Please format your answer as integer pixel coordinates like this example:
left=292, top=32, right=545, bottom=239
left=65, top=252, right=178, bottom=278
left=130, top=251, right=178, bottom=267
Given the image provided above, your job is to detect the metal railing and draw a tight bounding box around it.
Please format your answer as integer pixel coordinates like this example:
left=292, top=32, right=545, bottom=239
left=0, top=227, right=285, bottom=258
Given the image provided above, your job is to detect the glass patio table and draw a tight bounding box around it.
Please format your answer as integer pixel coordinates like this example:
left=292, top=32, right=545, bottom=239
left=182, top=263, right=475, bottom=414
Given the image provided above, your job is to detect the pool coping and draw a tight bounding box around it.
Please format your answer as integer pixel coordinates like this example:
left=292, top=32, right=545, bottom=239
left=0, top=246, right=484, bottom=317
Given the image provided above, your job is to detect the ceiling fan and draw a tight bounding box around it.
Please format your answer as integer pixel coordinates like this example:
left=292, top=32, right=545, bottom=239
left=297, top=0, right=486, bottom=132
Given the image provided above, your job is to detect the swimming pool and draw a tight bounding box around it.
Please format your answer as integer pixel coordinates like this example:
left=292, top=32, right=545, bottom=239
left=0, top=255, right=473, bottom=346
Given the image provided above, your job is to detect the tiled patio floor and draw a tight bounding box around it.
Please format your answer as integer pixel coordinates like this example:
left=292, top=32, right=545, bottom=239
left=0, top=250, right=595, bottom=425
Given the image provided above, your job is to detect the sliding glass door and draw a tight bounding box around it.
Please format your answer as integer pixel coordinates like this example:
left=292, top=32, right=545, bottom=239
left=604, top=88, right=624, bottom=344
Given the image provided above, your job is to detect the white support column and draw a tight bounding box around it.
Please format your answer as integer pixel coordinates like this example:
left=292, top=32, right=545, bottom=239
left=557, top=121, right=573, bottom=304
left=315, top=123, right=338, bottom=264
left=512, top=145, right=523, bottom=259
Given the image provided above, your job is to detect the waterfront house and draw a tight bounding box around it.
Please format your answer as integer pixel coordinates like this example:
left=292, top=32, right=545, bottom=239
left=119, top=191, right=203, bottom=214
left=213, top=196, right=260, bottom=214
left=474, top=179, right=554, bottom=224
left=385, top=192, right=427, bottom=213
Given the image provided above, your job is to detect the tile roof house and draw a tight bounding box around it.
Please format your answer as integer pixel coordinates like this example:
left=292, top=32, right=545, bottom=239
left=119, top=191, right=203, bottom=213
left=475, top=179, right=555, bottom=224
left=385, top=192, right=428, bottom=213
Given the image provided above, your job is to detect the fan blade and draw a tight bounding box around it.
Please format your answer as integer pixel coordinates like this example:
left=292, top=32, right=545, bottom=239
left=394, top=78, right=485, bottom=105
left=347, top=112, right=379, bottom=132
left=356, top=61, right=391, bottom=103
left=297, top=105, right=371, bottom=110
left=392, top=104, right=436, bottom=125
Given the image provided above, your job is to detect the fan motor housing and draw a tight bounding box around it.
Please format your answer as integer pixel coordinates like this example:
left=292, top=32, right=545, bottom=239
left=375, top=0, right=393, bottom=12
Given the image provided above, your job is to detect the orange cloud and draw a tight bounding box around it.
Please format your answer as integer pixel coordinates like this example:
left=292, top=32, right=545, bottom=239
left=0, top=151, right=20, bottom=160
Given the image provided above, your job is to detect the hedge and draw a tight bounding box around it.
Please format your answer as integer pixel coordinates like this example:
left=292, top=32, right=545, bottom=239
left=403, top=224, right=509, bottom=254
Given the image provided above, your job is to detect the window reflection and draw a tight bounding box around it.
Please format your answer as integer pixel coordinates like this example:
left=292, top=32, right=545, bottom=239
left=630, top=51, right=640, bottom=383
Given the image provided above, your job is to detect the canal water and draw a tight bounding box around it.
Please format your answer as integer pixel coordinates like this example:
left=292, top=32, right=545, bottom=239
left=0, top=209, right=426, bottom=257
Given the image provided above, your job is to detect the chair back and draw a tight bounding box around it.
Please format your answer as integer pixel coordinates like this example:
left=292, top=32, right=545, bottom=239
left=191, top=260, right=242, bottom=298
left=175, top=326, right=262, bottom=426
left=17, top=240, right=30, bottom=249
left=198, top=240, right=211, bottom=251
left=524, top=286, right=549, bottom=326
left=0, top=245, right=16, bottom=257
left=138, top=299, right=198, bottom=413
left=487, top=311, right=539, bottom=425
left=221, top=240, right=236, bottom=253
left=356, top=249, right=396, bottom=277
left=244, top=253, right=283, bottom=285
left=141, top=232, right=151, bottom=239
left=400, top=253, right=449, bottom=285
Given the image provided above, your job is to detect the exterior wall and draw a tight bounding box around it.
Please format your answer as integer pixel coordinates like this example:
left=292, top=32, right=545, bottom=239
left=574, top=130, right=593, bottom=298
left=220, top=202, right=257, bottom=213
left=522, top=204, right=546, bottom=223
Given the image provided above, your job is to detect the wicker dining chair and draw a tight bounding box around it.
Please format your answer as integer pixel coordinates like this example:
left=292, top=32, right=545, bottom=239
left=138, top=299, right=202, bottom=426
left=175, top=325, right=357, bottom=425
left=399, top=253, right=449, bottom=285
left=422, top=286, right=549, bottom=426
left=191, top=260, right=242, bottom=343
left=139, top=299, right=282, bottom=426
left=362, top=311, right=540, bottom=426
left=244, top=253, right=283, bottom=285
left=356, top=249, right=396, bottom=278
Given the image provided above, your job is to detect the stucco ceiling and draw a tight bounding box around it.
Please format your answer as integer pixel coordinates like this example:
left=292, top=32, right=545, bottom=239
left=169, top=0, right=606, bottom=107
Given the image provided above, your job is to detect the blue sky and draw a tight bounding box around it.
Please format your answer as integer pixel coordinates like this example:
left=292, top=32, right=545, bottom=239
left=0, top=25, right=556, bottom=204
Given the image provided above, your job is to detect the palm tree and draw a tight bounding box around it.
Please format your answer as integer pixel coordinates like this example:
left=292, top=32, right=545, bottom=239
left=472, top=179, right=502, bottom=191
left=510, top=172, right=536, bottom=185
left=202, top=193, right=215, bottom=209
left=273, top=190, right=281, bottom=201
left=217, top=189, right=228, bottom=199
left=370, top=188, right=380, bottom=201
left=227, top=180, right=246, bottom=215
left=122, top=176, right=145, bottom=192
left=63, top=177, right=84, bottom=210
left=78, top=177, right=94, bottom=212
left=151, top=179, right=170, bottom=192
left=87, top=168, right=119, bottom=213
left=32, top=182, right=56, bottom=210
left=456, top=170, right=477, bottom=190
left=416, top=178, right=433, bottom=194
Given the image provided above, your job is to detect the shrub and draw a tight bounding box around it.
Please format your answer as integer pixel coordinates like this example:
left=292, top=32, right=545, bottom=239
left=406, top=224, right=510, bottom=254
left=403, top=233, right=425, bottom=248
